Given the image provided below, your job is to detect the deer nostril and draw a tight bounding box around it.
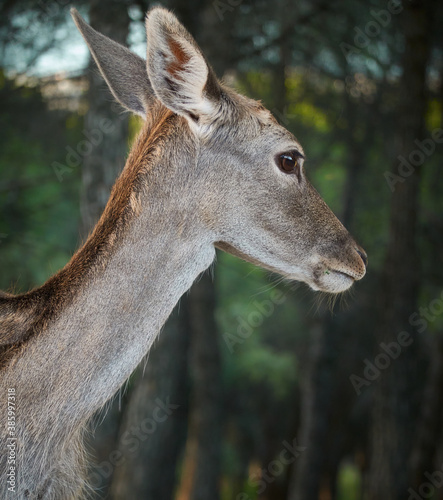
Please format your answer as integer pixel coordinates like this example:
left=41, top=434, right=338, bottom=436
left=356, top=248, right=368, bottom=268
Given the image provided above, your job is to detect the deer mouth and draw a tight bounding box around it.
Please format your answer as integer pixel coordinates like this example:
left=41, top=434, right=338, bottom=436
left=310, top=247, right=367, bottom=293
left=327, top=269, right=356, bottom=289
left=311, top=259, right=366, bottom=293
left=307, top=269, right=354, bottom=293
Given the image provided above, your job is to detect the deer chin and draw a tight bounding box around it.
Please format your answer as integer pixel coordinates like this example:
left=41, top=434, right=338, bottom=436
left=308, top=269, right=355, bottom=294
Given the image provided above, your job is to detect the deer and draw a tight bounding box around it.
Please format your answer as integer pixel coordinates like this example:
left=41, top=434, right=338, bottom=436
left=0, top=7, right=367, bottom=499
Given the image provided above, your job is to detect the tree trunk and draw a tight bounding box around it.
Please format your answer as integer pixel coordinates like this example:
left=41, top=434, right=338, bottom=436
left=410, top=334, right=443, bottom=489
left=80, top=0, right=130, bottom=236
left=288, top=315, right=338, bottom=500
left=410, top=60, right=443, bottom=492
left=109, top=303, right=191, bottom=500
left=367, top=1, right=431, bottom=498
left=177, top=272, right=223, bottom=500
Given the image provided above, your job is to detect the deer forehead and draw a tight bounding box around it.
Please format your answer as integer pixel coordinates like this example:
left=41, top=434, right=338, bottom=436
left=205, top=94, right=303, bottom=155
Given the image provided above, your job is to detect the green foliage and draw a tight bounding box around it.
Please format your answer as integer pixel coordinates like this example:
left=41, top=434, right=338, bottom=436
left=337, top=462, right=362, bottom=500
left=234, top=346, right=298, bottom=400
left=0, top=75, right=80, bottom=292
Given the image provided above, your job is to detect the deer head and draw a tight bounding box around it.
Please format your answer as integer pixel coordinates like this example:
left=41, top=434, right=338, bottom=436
left=72, top=7, right=367, bottom=294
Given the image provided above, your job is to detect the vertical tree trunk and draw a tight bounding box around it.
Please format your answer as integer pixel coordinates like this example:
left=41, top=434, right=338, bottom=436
left=367, top=1, right=431, bottom=498
left=109, top=303, right=191, bottom=500
left=410, top=334, right=443, bottom=489
left=410, top=63, right=443, bottom=491
left=272, top=0, right=290, bottom=120
left=288, top=315, right=338, bottom=500
left=177, top=272, right=223, bottom=500
left=80, top=0, right=130, bottom=236
left=341, top=91, right=365, bottom=228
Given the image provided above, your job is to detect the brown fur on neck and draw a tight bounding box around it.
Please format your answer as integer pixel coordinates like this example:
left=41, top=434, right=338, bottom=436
left=0, top=103, right=175, bottom=368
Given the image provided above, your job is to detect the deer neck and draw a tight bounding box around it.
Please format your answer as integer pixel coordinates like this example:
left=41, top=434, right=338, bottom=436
left=3, top=111, right=215, bottom=426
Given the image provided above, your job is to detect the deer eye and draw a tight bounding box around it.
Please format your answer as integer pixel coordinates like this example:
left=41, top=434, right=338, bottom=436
left=276, top=152, right=301, bottom=175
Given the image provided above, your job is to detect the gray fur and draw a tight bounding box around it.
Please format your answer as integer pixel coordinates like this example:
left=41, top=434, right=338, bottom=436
left=71, top=9, right=154, bottom=117
left=0, top=7, right=366, bottom=499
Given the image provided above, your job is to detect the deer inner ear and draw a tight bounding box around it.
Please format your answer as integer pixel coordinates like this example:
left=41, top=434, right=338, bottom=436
left=166, top=37, right=191, bottom=78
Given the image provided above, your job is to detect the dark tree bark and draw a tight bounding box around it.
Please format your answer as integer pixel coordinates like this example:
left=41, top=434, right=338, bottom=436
left=367, top=1, right=432, bottom=498
left=271, top=0, right=291, bottom=120
left=109, top=303, right=190, bottom=500
left=288, top=314, right=339, bottom=500
left=170, top=0, right=206, bottom=35
left=410, top=58, right=443, bottom=490
left=341, top=89, right=365, bottom=228
left=177, top=272, right=223, bottom=500
left=80, top=0, right=131, bottom=236
left=410, top=334, right=443, bottom=489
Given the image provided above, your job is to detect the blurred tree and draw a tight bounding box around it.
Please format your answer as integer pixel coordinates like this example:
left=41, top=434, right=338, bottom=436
left=368, top=1, right=432, bottom=498
left=79, top=0, right=131, bottom=234
left=411, top=49, right=443, bottom=490
left=411, top=334, right=443, bottom=490
left=0, top=72, right=80, bottom=292
left=0, top=0, right=67, bottom=72
left=177, top=272, right=223, bottom=500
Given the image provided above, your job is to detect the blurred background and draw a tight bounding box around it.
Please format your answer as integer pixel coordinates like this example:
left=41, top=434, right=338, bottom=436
left=1, top=0, right=442, bottom=499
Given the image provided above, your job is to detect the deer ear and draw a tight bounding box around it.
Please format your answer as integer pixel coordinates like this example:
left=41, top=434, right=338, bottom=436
left=71, top=8, right=153, bottom=119
left=145, top=8, right=221, bottom=122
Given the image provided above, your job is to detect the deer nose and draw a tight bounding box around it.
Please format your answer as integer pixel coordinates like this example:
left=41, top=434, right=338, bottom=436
left=356, top=247, right=368, bottom=268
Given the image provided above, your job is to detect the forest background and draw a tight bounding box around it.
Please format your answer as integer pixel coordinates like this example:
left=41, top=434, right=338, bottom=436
left=1, top=0, right=442, bottom=499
